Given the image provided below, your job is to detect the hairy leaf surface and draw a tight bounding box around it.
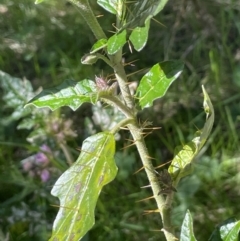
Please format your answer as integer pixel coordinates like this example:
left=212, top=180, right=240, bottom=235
left=25, top=79, right=97, bottom=111
left=136, top=61, right=184, bottom=109
left=168, top=86, right=215, bottom=185
left=180, top=210, right=198, bottom=241
left=49, top=132, right=117, bottom=241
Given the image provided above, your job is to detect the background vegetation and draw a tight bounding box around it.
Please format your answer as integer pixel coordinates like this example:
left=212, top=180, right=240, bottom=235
left=0, top=0, right=240, bottom=240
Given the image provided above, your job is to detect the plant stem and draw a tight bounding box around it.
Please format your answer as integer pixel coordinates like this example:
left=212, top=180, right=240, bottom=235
left=59, top=142, right=74, bottom=166
left=69, top=0, right=106, bottom=40
left=110, top=50, right=134, bottom=109
left=110, top=118, right=134, bottom=134
left=95, top=53, right=114, bottom=68
left=100, top=95, right=133, bottom=118
left=73, top=1, right=177, bottom=240
left=128, top=123, right=176, bottom=241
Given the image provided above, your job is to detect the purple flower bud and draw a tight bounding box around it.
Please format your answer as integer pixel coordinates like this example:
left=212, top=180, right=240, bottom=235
left=40, top=144, right=51, bottom=153
left=35, top=152, right=49, bottom=165
left=35, top=144, right=51, bottom=165
left=40, top=169, right=50, bottom=182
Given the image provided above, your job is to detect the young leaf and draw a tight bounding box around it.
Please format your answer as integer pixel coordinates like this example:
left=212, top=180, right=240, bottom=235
left=129, top=19, right=150, bottom=51
left=49, top=132, right=117, bottom=241
left=97, top=0, right=118, bottom=14
left=136, top=61, right=184, bottom=109
left=209, top=218, right=239, bottom=241
left=180, top=210, right=198, bottom=241
left=120, top=0, right=169, bottom=31
left=90, top=39, right=107, bottom=54
left=199, top=86, right=214, bottom=150
left=81, top=53, right=99, bottom=65
left=168, top=86, right=215, bottom=185
left=25, top=79, right=97, bottom=111
left=107, top=30, right=127, bottom=55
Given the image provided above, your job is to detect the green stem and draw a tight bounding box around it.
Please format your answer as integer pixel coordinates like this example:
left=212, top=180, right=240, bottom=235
left=73, top=1, right=177, bottom=240
left=96, top=53, right=114, bottom=68
left=110, top=50, right=134, bottom=109
left=69, top=0, right=106, bottom=40
left=110, top=118, right=134, bottom=134
left=59, top=142, right=74, bottom=166
left=100, top=95, right=133, bottom=118
left=70, top=0, right=133, bottom=108
left=128, top=123, right=176, bottom=241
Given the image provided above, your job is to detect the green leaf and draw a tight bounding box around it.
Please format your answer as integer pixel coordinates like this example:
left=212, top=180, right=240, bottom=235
left=168, top=86, right=215, bottom=185
left=107, top=30, right=127, bottom=55
left=0, top=71, right=35, bottom=124
left=180, top=210, right=198, bottom=241
left=17, top=118, right=36, bottom=130
left=225, top=221, right=240, bottom=241
left=209, top=218, right=239, bottom=241
left=120, top=0, right=169, bottom=31
left=90, top=39, right=107, bottom=54
left=136, top=61, right=184, bottom=109
left=129, top=19, right=150, bottom=51
left=25, top=79, right=98, bottom=111
left=199, top=86, right=215, bottom=149
left=97, top=0, right=118, bottom=14
left=49, top=132, right=117, bottom=241
left=81, top=53, right=99, bottom=65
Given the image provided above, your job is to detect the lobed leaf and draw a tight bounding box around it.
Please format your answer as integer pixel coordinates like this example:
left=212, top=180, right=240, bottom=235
left=180, top=210, right=198, bottom=241
left=136, top=61, right=184, bottom=109
left=107, top=30, right=127, bottom=55
left=129, top=20, right=150, bottom=51
left=168, top=86, right=215, bottom=185
left=25, top=79, right=97, bottom=111
left=49, top=132, right=117, bottom=241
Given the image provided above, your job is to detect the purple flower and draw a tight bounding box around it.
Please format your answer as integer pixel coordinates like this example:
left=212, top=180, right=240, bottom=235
left=21, top=144, right=52, bottom=182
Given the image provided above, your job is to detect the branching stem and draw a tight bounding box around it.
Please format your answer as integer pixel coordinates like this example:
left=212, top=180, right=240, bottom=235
left=110, top=118, right=134, bottom=134
left=72, top=1, right=177, bottom=240
left=100, top=95, right=133, bottom=118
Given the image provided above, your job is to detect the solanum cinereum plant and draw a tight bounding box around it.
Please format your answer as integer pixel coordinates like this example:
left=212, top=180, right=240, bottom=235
left=26, top=0, right=240, bottom=241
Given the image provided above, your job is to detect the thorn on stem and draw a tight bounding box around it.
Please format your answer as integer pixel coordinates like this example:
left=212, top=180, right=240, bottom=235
left=136, top=196, right=155, bottom=202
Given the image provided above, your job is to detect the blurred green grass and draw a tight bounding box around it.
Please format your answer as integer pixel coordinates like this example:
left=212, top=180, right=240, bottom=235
left=0, top=0, right=240, bottom=240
